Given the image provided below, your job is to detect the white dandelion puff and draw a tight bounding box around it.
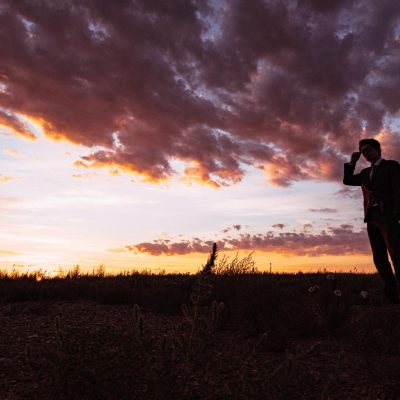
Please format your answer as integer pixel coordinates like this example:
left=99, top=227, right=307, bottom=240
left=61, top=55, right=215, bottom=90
left=360, top=290, right=368, bottom=299
left=333, top=289, right=342, bottom=297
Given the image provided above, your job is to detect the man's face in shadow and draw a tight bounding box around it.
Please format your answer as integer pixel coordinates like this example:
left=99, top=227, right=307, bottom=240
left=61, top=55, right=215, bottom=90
left=360, top=144, right=380, bottom=163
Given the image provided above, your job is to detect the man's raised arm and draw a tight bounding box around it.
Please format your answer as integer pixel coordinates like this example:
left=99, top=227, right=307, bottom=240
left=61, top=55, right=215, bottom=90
left=343, top=151, right=362, bottom=186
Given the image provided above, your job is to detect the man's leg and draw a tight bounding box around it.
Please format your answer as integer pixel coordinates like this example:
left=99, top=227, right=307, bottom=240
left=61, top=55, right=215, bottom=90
left=367, top=219, right=398, bottom=302
left=381, top=216, right=400, bottom=290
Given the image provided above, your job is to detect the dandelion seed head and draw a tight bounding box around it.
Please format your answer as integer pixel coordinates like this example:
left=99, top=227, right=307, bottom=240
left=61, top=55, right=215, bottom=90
left=360, top=290, right=368, bottom=298
left=333, top=289, right=342, bottom=297
left=327, top=274, right=335, bottom=281
left=308, top=284, right=320, bottom=293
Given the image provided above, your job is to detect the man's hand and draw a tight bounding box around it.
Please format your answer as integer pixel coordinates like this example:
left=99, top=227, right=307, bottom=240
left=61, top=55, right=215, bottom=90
left=350, top=151, right=361, bottom=165
left=343, top=152, right=362, bottom=186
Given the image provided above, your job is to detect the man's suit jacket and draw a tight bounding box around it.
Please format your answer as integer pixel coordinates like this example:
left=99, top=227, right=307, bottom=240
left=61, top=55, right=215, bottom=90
left=343, top=159, right=400, bottom=222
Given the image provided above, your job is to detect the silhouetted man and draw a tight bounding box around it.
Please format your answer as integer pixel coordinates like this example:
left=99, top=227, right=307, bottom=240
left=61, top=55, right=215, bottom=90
left=343, top=138, right=400, bottom=304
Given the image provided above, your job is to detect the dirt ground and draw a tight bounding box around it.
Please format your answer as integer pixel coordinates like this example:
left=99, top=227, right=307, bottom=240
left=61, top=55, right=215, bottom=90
left=1, top=301, right=400, bottom=400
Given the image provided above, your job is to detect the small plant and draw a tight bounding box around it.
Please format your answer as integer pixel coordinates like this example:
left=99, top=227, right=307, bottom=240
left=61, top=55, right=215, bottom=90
left=199, top=242, right=218, bottom=275
left=132, top=303, right=144, bottom=338
left=213, top=251, right=258, bottom=275
left=66, top=265, right=81, bottom=279
left=209, top=299, right=225, bottom=332
left=307, top=275, right=350, bottom=336
left=94, top=264, right=106, bottom=277
left=308, top=285, right=319, bottom=293
left=25, top=343, right=37, bottom=371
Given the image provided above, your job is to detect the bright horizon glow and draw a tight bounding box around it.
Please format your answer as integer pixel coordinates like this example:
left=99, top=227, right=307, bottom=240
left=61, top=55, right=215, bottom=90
left=0, top=117, right=375, bottom=275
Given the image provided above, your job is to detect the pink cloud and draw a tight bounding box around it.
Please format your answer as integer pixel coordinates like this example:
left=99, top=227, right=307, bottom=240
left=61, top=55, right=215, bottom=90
left=309, top=208, right=338, bottom=213
left=221, top=224, right=242, bottom=233
left=272, top=223, right=285, bottom=229
left=126, top=223, right=369, bottom=256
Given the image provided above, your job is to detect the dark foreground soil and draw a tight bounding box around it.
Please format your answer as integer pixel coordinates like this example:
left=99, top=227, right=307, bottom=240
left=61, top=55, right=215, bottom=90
left=1, top=300, right=400, bottom=400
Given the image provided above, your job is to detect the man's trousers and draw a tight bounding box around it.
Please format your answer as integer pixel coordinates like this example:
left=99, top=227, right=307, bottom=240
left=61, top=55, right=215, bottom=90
left=366, top=207, right=400, bottom=302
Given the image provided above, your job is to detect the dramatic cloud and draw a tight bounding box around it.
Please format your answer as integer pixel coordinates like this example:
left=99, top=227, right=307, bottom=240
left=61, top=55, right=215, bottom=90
left=126, top=223, right=369, bottom=256
left=1, top=0, right=400, bottom=187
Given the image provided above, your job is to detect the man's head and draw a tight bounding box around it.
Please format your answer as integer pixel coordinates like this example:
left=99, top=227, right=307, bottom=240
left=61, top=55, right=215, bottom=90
left=359, top=138, right=381, bottom=163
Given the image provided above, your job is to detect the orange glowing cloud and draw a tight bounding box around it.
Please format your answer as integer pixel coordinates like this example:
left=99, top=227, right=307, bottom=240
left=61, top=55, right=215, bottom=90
left=18, top=114, right=80, bottom=145
left=179, top=159, right=243, bottom=189
left=0, top=250, right=17, bottom=255
left=71, top=172, right=97, bottom=179
left=74, top=156, right=173, bottom=184
left=0, top=111, right=37, bottom=140
left=0, top=175, right=13, bottom=183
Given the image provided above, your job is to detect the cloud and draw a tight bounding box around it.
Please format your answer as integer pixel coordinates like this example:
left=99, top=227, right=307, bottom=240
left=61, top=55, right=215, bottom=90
left=0, top=109, right=36, bottom=139
left=335, top=186, right=363, bottom=199
left=309, top=208, right=338, bottom=213
left=0, top=174, right=13, bottom=183
left=0, top=196, right=20, bottom=206
left=0, top=249, right=17, bottom=255
left=107, top=246, right=129, bottom=254
left=127, top=238, right=215, bottom=256
left=375, top=129, right=400, bottom=161
left=272, top=223, right=285, bottom=229
left=126, top=223, right=369, bottom=256
left=71, top=172, right=97, bottom=179
left=221, top=224, right=242, bottom=233
left=1, top=0, right=400, bottom=186
left=3, top=148, right=24, bottom=157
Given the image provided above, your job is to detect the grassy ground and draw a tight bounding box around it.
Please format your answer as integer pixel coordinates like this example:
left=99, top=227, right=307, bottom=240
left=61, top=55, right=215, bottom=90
left=1, top=255, right=400, bottom=399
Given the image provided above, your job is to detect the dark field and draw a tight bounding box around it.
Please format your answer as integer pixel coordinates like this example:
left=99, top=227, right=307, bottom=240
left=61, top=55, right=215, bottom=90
left=1, top=265, right=400, bottom=400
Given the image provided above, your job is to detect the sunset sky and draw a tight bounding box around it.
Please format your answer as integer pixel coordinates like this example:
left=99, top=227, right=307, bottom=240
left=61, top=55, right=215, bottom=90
left=1, top=0, right=400, bottom=274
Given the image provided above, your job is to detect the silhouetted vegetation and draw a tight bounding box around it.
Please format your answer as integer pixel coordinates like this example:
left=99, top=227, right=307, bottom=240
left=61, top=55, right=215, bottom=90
left=1, top=245, right=400, bottom=399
